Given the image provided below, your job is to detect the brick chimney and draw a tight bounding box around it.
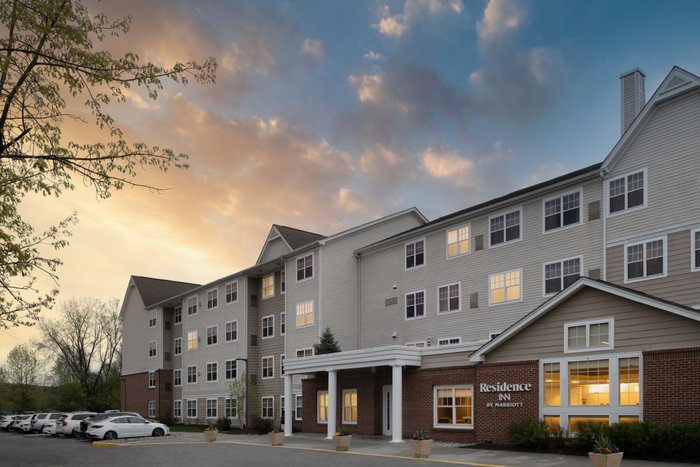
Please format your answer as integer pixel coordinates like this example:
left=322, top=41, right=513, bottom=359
left=620, top=68, right=646, bottom=134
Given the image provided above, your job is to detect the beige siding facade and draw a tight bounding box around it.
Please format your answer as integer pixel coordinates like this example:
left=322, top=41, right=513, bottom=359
left=122, top=284, right=163, bottom=376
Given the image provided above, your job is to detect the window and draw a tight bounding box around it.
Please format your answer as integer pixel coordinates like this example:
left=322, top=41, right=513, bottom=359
left=187, top=296, right=198, bottom=315
left=447, top=225, right=470, bottom=258
left=174, top=400, right=182, bottom=418
left=187, top=399, right=196, bottom=418
left=148, top=310, right=157, bottom=327
left=296, top=301, right=314, bottom=327
left=296, top=348, right=314, bottom=358
left=569, top=360, right=609, bottom=406
left=405, top=239, right=425, bottom=269
left=207, top=325, right=218, bottom=346
left=261, top=396, right=274, bottom=419
left=174, top=338, right=182, bottom=356
left=693, top=230, right=700, bottom=272
left=280, top=396, right=285, bottom=423
left=625, top=238, right=665, bottom=281
left=225, top=320, right=238, bottom=342
left=437, top=336, right=461, bottom=346
left=317, top=391, right=328, bottom=423
left=187, top=365, right=197, bottom=384
left=207, top=288, right=218, bottom=309
left=280, top=312, right=286, bottom=335
left=148, top=401, right=156, bottom=418
left=565, top=319, right=613, bottom=353
left=490, top=209, right=521, bottom=246
left=342, top=389, right=358, bottom=424
left=187, top=330, right=198, bottom=350
left=262, top=356, right=274, bottom=379
left=406, top=341, right=426, bottom=348
left=148, top=371, right=156, bottom=388
left=297, top=254, right=313, bottom=281
left=174, top=369, right=182, bottom=387
left=280, top=354, right=285, bottom=376
left=544, top=190, right=581, bottom=232
left=544, top=257, right=581, bottom=295
left=434, top=385, right=473, bottom=428
left=405, top=291, right=425, bottom=319
left=225, top=360, right=237, bottom=380
left=262, top=315, right=274, bottom=339
left=295, top=395, right=303, bottom=420
left=206, top=399, right=217, bottom=418
left=174, top=306, right=182, bottom=325
left=438, top=283, right=460, bottom=314
left=206, top=362, right=218, bottom=382
left=489, top=270, right=522, bottom=305
left=281, top=271, right=286, bottom=294
left=225, top=398, right=238, bottom=418
left=225, top=281, right=238, bottom=303
left=543, top=363, right=560, bottom=406
left=609, top=170, right=645, bottom=214
left=619, top=357, right=640, bottom=405
left=148, top=341, right=157, bottom=357
left=262, top=274, right=275, bottom=299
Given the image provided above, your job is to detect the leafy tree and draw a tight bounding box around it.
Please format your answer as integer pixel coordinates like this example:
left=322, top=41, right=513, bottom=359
left=6, top=343, right=40, bottom=411
left=0, top=0, right=217, bottom=329
left=38, top=297, right=121, bottom=411
left=314, top=327, right=341, bottom=354
left=229, top=371, right=254, bottom=429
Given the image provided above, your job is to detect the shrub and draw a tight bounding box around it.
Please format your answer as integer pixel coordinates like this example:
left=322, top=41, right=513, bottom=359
left=216, top=417, right=232, bottom=431
left=508, top=418, right=548, bottom=450
left=251, top=416, right=273, bottom=435
left=571, top=421, right=608, bottom=451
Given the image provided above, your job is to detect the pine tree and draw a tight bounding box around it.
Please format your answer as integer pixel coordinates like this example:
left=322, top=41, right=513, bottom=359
left=314, top=327, right=341, bottom=354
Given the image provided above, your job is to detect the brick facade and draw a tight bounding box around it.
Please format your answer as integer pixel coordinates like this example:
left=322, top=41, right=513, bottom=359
left=643, top=347, right=700, bottom=424
left=121, top=369, right=172, bottom=419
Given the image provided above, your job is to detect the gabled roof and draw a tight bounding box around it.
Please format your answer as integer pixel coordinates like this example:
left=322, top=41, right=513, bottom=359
left=255, top=224, right=326, bottom=265
left=602, top=66, right=700, bottom=174
left=469, top=277, right=700, bottom=363
left=131, top=276, right=200, bottom=308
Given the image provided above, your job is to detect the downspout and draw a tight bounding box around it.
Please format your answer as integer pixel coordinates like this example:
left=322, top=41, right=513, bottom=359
left=318, top=247, right=323, bottom=338
left=601, top=171, right=609, bottom=281
left=355, top=252, right=361, bottom=349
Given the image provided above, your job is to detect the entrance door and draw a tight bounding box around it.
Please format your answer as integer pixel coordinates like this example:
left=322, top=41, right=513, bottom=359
left=382, top=385, right=391, bottom=436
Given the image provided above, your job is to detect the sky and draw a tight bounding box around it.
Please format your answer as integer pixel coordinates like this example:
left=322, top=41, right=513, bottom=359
left=3, top=0, right=700, bottom=363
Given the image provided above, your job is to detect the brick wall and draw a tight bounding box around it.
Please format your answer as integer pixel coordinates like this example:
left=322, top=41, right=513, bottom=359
left=643, top=347, right=700, bottom=424
left=121, top=370, right=172, bottom=419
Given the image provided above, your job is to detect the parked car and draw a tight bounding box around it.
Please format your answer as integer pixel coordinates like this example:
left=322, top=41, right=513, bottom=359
left=32, top=413, right=63, bottom=433
left=16, top=416, right=34, bottom=433
left=79, top=412, right=141, bottom=437
left=0, top=415, right=19, bottom=431
left=9, top=415, right=31, bottom=432
left=56, top=412, right=97, bottom=437
left=42, top=415, right=67, bottom=436
left=86, top=416, right=169, bottom=440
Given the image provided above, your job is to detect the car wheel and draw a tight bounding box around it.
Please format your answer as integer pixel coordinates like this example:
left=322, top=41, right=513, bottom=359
left=104, top=431, right=118, bottom=441
left=152, top=428, right=164, bottom=437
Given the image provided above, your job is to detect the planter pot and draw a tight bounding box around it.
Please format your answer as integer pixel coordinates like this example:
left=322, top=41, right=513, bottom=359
left=334, top=434, right=352, bottom=451
left=269, top=431, right=284, bottom=446
left=588, top=452, right=624, bottom=467
left=204, top=429, right=218, bottom=443
left=411, top=439, right=433, bottom=458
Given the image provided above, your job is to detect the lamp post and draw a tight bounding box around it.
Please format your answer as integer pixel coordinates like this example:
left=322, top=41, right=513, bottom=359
left=234, top=358, right=248, bottom=430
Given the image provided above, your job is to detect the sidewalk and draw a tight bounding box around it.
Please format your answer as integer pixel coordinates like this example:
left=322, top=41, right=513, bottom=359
left=133, top=431, right=695, bottom=467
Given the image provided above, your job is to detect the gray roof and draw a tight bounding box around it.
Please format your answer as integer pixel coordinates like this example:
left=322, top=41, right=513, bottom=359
left=274, top=224, right=326, bottom=249
left=131, top=276, right=200, bottom=307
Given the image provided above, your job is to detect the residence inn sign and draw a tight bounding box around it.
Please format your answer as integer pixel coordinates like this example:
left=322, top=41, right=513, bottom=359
left=480, top=382, right=532, bottom=408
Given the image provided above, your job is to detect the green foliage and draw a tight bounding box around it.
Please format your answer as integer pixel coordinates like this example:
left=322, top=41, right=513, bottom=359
left=0, top=0, right=217, bottom=327
left=572, top=421, right=608, bottom=451
left=216, top=417, right=232, bottom=431
left=251, top=416, right=273, bottom=435
left=413, top=427, right=430, bottom=440
left=6, top=343, right=40, bottom=411
left=229, top=371, right=251, bottom=426
left=314, top=327, right=341, bottom=354
left=507, top=418, right=549, bottom=450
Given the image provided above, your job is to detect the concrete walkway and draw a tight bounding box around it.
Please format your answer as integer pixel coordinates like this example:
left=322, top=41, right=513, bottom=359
left=106, top=431, right=695, bottom=467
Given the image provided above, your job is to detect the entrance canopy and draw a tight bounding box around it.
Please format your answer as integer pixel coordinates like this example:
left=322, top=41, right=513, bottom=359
left=283, top=344, right=422, bottom=375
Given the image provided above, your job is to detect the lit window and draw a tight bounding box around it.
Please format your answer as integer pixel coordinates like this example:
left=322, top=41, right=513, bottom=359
left=206, top=325, right=218, bottom=346
left=262, top=396, right=274, bottom=419
left=174, top=369, right=182, bottom=387
left=619, top=357, right=640, bottom=406
left=297, top=254, right=313, bottom=281
left=342, top=389, right=358, bottom=424
left=565, top=319, right=612, bottom=352
left=280, top=313, right=286, bottom=335
left=437, top=336, right=461, bottom=346
left=225, top=320, right=238, bottom=342
left=438, top=283, right=460, bottom=313
left=148, top=341, right=157, bottom=357
left=295, top=395, right=303, bottom=420
left=626, top=238, right=665, bottom=281
left=173, top=400, right=182, bottom=418
left=543, top=363, right=560, bottom=406
left=281, top=271, right=286, bottom=294
left=206, top=399, right=217, bottom=418
left=174, top=306, right=182, bottom=325
left=296, top=348, right=314, bottom=358
left=693, top=230, right=700, bottom=272
left=187, top=330, right=198, bottom=350
left=262, top=274, right=275, bottom=299
left=405, top=239, right=425, bottom=269
left=187, top=296, right=198, bottom=315
left=225, top=398, right=238, bottom=418
left=207, top=288, right=218, bottom=309
left=569, top=416, right=608, bottom=432
left=544, top=257, right=581, bottom=295
left=544, top=191, right=580, bottom=231
left=187, top=365, right=197, bottom=384
left=148, top=401, right=156, bottom=418
left=187, top=400, right=197, bottom=418
left=225, top=281, right=238, bottom=303
left=262, top=356, right=274, bottom=379
left=447, top=226, right=469, bottom=258
left=148, top=371, right=156, bottom=388
left=568, top=360, right=609, bottom=406
left=317, top=391, right=328, bottom=423
left=489, top=270, right=521, bottom=305
left=174, top=338, right=182, bottom=356
left=543, top=415, right=560, bottom=429
left=490, top=209, right=521, bottom=246
left=225, top=360, right=237, bottom=380
left=262, top=315, right=274, bottom=339
left=148, top=310, right=157, bottom=327
left=434, top=385, right=473, bottom=428
left=405, top=291, right=425, bottom=319
left=609, top=170, right=645, bottom=214
left=206, top=362, right=217, bottom=382
left=296, top=301, right=314, bottom=327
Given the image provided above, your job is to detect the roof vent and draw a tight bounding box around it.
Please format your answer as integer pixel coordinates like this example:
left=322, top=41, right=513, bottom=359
left=620, top=68, right=646, bottom=134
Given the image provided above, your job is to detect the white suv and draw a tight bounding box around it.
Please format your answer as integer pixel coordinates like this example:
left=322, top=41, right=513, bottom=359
left=31, top=413, right=63, bottom=432
left=56, top=412, right=97, bottom=437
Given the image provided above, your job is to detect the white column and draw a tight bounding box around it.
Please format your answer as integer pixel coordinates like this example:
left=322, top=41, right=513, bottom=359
left=390, top=364, right=403, bottom=443
left=326, top=370, right=337, bottom=439
left=284, top=374, right=293, bottom=436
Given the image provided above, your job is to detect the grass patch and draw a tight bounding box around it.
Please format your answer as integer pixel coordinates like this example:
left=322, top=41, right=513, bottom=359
left=170, top=424, right=206, bottom=433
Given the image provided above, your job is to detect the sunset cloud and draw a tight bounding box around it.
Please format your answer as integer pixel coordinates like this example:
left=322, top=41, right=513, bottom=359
left=374, top=0, right=463, bottom=37
left=421, top=148, right=475, bottom=186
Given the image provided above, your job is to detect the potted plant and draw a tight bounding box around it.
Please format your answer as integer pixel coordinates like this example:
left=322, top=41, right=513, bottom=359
left=269, top=423, right=284, bottom=446
left=204, top=421, right=218, bottom=443
left=411, top=428, right=433, bottom=458
left=589, top=435, right=623, bottom=467
left=334, top=426, right=352, bottom=451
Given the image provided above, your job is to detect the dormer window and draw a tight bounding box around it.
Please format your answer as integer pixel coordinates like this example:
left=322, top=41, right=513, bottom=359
left=564, top=319, right=613, bottom=353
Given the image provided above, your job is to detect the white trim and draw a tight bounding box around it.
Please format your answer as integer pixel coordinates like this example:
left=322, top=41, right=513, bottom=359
left=542, top=255, right=583, bottom=297
left=224, top=320, right=239, bottom=342
left=224, top=280, right=239, bottom=304
left=262, top=273, right=275, bottom=300
left=296, top=252, right=315, bottom=283
left=206, top=324, right=218, bottom=347
left=437, top=282, right=461, bottom=315
left=280, top=353, right=285, bottom=378
left=341, top=389, right=358, bottom=425
left=606, top=168, right=647, bottom=218
left=488, top=207, right=523, bottom=249
left=261, top=355, right=274, bottom=380
left=295, top=347, right=314, bottom=358
left=405, top=340, right=427, bottom=348
left=206, top=398, right=218, bottom=419
left=261, top=396, right=274, bottom=419
left=186, top=365, right=197, bottom=385
left=173, top=337, right=182, bottom=356
left=404, top=238, right=426, bottom=271
left=186, top=399, right=197, bottom=419
left=433, top=384, right=474, bottom=429
left=187, top=329, right=198, bottom=351
left=563, top=318, right=615, bottom=354
left=445, top=224, right=471, bottom=260
left=295, top=394, right=303, bottom=421
left=173, top=369, right=182, bottom=387
left=173, top=306, right=182, bottom=326
left=691, top=228, right=700, bottom=272
left=281, top=270, right=286, bottom=295
left=224, top=359, right=238, bottom=381
left=148, top=309, right=157, bottom=328
left=173, top=399, right=182, bottom=419
left=623, top=235, right=668, bottom=283
left=437, top=336, right=462, bottom=346
left=284, top=345, right=421, bottom=375
left=542, top=188, right=583, bottom=235
left=488, top=269, right=523, bottom=306
left=280, top=312, right=286, bottom=336
left=295, top=300, right=314, bottom=328
left=206, top=287, right=219, bottom=310
left=147, top=370, right=156, bottom=389
left=405, top=290, right=426, bottom=320
left=262, top=314, right=275, bottom=339
left=317, top=390, right=328, bottom=424
left=186, top=295, right=198, bottom=316
left=205, top=361, right=218, bottom=383
left=148, top=340, right=157, bottom=358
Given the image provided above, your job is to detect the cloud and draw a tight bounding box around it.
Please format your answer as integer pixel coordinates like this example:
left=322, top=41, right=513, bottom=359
left=364, top=50, right=382, bottom=61
left=477, top=0, right=526, bottom=46
left=302, top=38, right=325, bottom=59
left=373, top=0, right=464, bottom=37
left=348, top=74, right=389, bottom=105
left=422, top=148, right=475, bottom=184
